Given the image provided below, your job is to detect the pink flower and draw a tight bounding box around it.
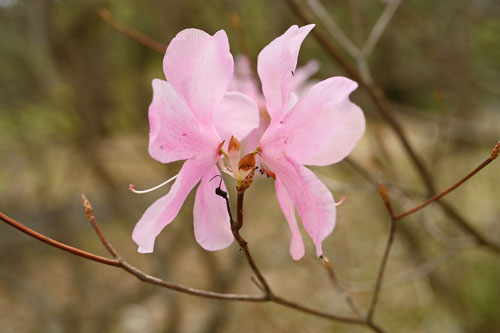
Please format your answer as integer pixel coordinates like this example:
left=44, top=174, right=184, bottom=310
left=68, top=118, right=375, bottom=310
left=255, top=25, right=366, bottom=260
left=131, top=29, right=259, bottom=253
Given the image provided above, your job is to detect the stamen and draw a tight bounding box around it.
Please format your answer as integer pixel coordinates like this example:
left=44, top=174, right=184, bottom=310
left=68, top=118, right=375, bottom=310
left=335, top=195, right=346, bottom=207
left=129, top=174, right=179, bottom=194
left=219, top=148, right=230, bottom=160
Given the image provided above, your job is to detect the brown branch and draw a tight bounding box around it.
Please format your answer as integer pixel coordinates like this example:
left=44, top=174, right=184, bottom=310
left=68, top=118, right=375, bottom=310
left=97, top=7, right=166, bottom=54
left=395, top=156, right=495, bottom=220
left=392, top=142, right=500, bottom=253
left=1, top=201, right=384, bottom=331
left=233, top=192, right=272, bottom=294
left=0, top=209, right=265, bottom=302
left=0, top=211, right=120, bottom=267
left=213, top=181, right=386, bottom=332
left=367, top=184, right=397, bottom=321
left=271, top=295, right=368, bottom=327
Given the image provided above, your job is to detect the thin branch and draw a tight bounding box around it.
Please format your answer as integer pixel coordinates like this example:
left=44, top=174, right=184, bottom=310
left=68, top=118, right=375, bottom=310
left=82, top=194, right=119, bottom=258
left=96, top=7, right=166, bottom=54
left=1, top=203, right=385, bottom=331
left=0, top=210, right=265, bottom=302
left=395, top=155, right=495, bottom=220
left=320, top=255, right=366, bottom=319
left=305, top=0, right=360, bottom=58
left=0, top=211, right=120, bottom=267
left=214, top=184, right=272, bottom=296
left=348, top=0, right=365, bottom=48
left=213, top=179, right=386, bottom=332
left=235, top=192, right=273, bottom=294
left=367, top=184, right=397, bottom=321
left=362, top=0, right=403, bottom=57
left=393, top=142, right=500, bottom=253
left=271, top=295, right=369, bottom=327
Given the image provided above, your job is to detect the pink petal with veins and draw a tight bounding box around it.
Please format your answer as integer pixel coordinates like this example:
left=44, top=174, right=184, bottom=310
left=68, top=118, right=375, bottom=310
left=275, top=178, right=305, bottom=260
left=261, top=154, right=336, bottom=257
left=193, top=167, right=233, bottom=251
left=132, top=157, right=214, bottom=253
left=148, top=79, right=220, bottom=164
left=257, top=24, right=314, bottom=120
left=163, top=29, right=234, bottom=124
left=260, top=77, right=365, bottom=166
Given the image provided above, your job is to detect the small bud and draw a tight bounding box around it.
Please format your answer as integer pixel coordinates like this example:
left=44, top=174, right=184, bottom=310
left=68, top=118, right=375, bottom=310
left=238, top=153, right=256, bottom=171
left=81, top=194, right=95, bottom=221
left=491, top=141, right=500, bottom=160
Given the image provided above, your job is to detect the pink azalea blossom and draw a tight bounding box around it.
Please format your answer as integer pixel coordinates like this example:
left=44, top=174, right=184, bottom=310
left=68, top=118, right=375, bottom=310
left=255, top=25, right=366, bottom=260
left=131, top=29, right=259, bottom=253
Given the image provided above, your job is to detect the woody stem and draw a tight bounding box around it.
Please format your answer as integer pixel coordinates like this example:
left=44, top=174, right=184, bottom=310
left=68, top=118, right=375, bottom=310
left=232, top=192, right=272, bottom=295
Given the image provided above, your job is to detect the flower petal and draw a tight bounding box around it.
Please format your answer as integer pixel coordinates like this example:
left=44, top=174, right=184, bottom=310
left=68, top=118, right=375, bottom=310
left=230, top=55, right=263, bottom=106
left=214, top=92, right=259, bottom=143
left=293, top=59, right=320, bottom=97
left=260, top=77, right=365, bottom=166
left=148, top=79, right=220, bottom=164
left=132, top=157, right=213, bottom=253
left=261, top=154, right=335, bottom=257
left=257, top=24, right=314, bottom=120
left=275, top=178, right=305, bottom=260
left=193, top=167, right=233, bottom=251
left=163, top=29, right=233, bottom=124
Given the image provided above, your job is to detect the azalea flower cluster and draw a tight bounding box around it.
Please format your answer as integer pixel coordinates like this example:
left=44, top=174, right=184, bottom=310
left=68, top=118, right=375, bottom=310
left=131, top=25, right=365, bottom=260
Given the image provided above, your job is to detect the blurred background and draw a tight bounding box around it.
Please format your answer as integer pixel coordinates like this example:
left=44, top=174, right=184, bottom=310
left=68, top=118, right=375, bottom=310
left=1, top=0, right=499, bottom=332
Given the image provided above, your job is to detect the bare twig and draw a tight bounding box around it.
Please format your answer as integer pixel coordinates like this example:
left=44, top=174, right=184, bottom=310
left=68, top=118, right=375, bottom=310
left=97, top=7, right=166, bottom=54
left=362, top=0, right=403, bottom=57
left=367, top=184, right=397, bottom=321
left=234, top=192, right=272, bottom=294
left=212, top=179, right=386, bottom=332
left=348, top=0, right=365, bottom=48
left=0, top=204, right=382, bottom=330
left=393, top=142, right=500, bottom=253
left=395, top=154, right=495, bottom=220
left=0, top=210, right=264, bottom=302
left=305, top=0, right=360, bottom=58
left=0, top=211, right=120, bottom=267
